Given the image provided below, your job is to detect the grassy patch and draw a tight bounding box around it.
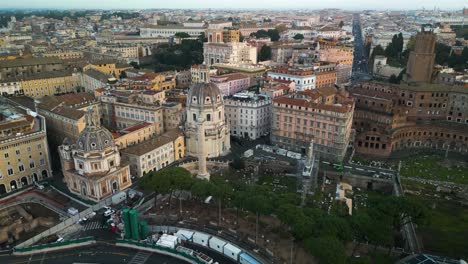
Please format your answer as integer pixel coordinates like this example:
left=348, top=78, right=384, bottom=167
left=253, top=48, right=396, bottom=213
left=258, top=175, right=297, bottom=192
left=399, top=155, right=468, bottom=184
left=409, top=195, right=468, bottom=259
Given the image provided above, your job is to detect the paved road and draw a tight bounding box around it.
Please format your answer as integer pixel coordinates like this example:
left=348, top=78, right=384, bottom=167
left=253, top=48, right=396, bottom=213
left=321, top=160, right=395, bottom=180
left=352, top=14, right=372, bottom=82
left=0, top=245, right=187, bottom=264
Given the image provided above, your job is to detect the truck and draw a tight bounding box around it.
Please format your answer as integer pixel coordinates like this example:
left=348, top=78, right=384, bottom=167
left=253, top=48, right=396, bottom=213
left=111, top=191, right=127, bottom=205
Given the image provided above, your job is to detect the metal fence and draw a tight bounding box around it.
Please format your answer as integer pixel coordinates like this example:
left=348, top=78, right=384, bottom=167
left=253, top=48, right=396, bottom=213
left=117, top=239, right=203, bottom=264
left=15, top=236, right=94, bottom=253
left=145, top=225, right=272, bottom=264
left=14, top=195, right=115, bottom=249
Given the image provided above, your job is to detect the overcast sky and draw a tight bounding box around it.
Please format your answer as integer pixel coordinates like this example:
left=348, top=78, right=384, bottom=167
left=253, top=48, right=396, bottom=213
left=1, top=0, right=465, bottom=10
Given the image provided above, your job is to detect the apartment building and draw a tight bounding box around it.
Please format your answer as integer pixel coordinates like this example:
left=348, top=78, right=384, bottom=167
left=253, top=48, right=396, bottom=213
left=225, top=92, right=272, bottom=140
left=42, top=50, right=84, bottom=60
left=0, top=80, right=22, bottom=96
left=113, top=122, right=158, bottom=150
left=81, top=68, right=111, bottom=93
left=271, top=87, right=355, bottom=162
left=36, top=93, right=100, bottom=148
left=99, top=45, right=139, bottom=59
left=140, top=25, right=206, bottom=38
left=121, top=129, right=185, bottom=178
left=0, top=57, right=64, bottom=81
left=314, top=63, right=337, bottom=89
left=99, top=91, right=164, bottom=134
left=162, top=102, right=185, bottom=131
left=210, top=73, right=250, bottom=96
left=203, top=42, right=257, bottom=66
left=83, top=61, right=131, bottom=78
left=267, top=66, right=316, bottom=91
left=0, top=99, right=52, bottom=195
left=317, top=46, right=354, bottom=65
left=21, top=70, right=82, bottom=98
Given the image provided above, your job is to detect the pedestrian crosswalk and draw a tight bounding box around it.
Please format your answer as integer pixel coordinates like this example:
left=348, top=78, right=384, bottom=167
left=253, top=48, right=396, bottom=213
left=82, top=220, right=104, bottom=231
left=129, top=251, right=152, bottom=264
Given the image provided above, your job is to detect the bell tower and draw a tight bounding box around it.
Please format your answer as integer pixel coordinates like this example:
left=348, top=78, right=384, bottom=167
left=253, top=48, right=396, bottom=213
left=406, top=27, right=436, bottom=83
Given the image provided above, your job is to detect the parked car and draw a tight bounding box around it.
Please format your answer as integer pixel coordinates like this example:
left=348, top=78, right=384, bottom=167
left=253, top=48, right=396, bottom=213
left=103, top=209, right=116, bottom=217
left=56, top=237, right=64, bottom=243
left=67, top=207, right=78, bottom=216
left=78, top=217, right=88, bottom=224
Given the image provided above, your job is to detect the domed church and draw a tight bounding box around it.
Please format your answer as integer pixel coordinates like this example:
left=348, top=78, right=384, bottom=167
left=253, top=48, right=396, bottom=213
left=59, top=108, right=131, bottom=201
left=185, top=82, right=230, bottom=158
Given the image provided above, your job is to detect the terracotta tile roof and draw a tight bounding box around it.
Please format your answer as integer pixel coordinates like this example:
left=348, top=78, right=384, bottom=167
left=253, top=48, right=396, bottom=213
left=0, top=57, right=62, bottom=68
left=211, top=73, right=249, bottom=81
left=121, top=122, right=152, bottom=133
left=121, top=129, right=183, bottom=156
left=273, top=96, right=353, bottom=113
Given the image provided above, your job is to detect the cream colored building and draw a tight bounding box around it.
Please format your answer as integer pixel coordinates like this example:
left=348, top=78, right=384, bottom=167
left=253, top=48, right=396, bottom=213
left=83, top=61, right=131, bottom=78
left=163, top=102, right=185, bottom=131
left=59, top=113, right=131, bottom=201
left=185, top=83, right=230, bottom=157
left=21, top=71, right=82, bottom=98
left=0, top=99, right=52, bottom=195
left=121, top=129, right=185, bottom=178
left=114, top=122, right=158, bottom=149
left=42, top=50, right=84, bottom=60
left=99, top=45, right=139, bottom=59
left=36, top=93, right=100, bottom=148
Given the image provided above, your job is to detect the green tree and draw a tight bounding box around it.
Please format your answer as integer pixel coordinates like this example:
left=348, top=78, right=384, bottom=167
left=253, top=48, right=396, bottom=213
left=246, top=193, right=273, bottom=243
left=230, top=156, right=245, bottom=170
left=371, top=45, right=385, bottom=60
left=293, top=33, right=304, bottom=40
left=384, top=42, right=398, bottom=58
left=406, top=35, right=416, bottom=51
left=304, top=236, right=347, bottom=264
left=175, top=32, right=190, bottom=38
left=339, top=21, right=344, bottom=28
left=139, top=167, right=193, bottom=212
left=275, top=24, right=288, bottom=33
left=191, top=179, right=213, bottom=201
left=213, top=183, right=234, bottom=225
left=129, top=61, right=140, bottom=69
left=267, top=29, right=280, bottom=41
left=250, top=29, right=269, bottom=38
left=119, top=71, right=127, bottom=79
left=258, top=45, right=272, bottom=61
left=397, top=33, right=404, bottom=54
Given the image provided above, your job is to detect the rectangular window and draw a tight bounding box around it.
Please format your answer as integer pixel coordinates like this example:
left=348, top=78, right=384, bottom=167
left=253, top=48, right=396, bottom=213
left=19, top=165, right=24, bottom=172
left=4, top=153, right=8, bottom=158
left=8, top=168, right=14, bottom=175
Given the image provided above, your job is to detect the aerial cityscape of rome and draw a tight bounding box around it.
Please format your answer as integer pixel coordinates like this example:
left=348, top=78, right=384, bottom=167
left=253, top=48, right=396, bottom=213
left=0, top=0, right=467, bottom=263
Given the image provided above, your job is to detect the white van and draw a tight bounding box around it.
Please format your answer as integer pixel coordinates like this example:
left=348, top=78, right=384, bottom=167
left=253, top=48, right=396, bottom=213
left=67, top=207, right=78, bottom=216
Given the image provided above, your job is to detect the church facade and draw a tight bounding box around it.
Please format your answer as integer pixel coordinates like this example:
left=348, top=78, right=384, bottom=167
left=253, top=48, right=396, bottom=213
left=185, top=83, right=231, bottom=158
left=59, top=110, right=132, bottom=201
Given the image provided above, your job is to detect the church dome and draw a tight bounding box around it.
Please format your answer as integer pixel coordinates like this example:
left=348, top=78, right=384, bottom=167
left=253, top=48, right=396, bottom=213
left=76, top=124, right=114, bottom=152
left=187, top=83, right=222, bottom=108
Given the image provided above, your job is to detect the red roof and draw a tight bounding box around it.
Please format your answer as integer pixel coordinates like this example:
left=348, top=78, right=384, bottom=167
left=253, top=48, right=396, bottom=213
left=122, top=122, right=152, bottom=133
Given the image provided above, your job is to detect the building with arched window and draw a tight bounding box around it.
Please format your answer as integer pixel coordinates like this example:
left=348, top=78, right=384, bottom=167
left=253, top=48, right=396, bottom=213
left=59, top=109, right=131, bottom=201
left=0, top=98, right=52, bottom=196
left=185, top=83, right=230, bottom=158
